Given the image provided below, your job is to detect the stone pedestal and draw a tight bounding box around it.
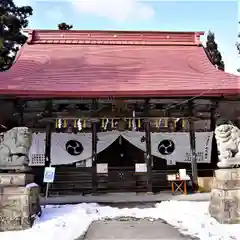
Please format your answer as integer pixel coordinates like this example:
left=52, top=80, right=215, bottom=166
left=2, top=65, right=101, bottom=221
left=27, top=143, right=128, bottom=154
left=209, top=168, right=240, bottom=224
left=0, top=173, right=41, bottom=231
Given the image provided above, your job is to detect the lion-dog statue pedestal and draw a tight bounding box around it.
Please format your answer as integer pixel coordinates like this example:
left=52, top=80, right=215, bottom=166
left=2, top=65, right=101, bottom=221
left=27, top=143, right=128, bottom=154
left=209, top=123, right=240, bottom=224
left=0, top=127, right=41, bottom=231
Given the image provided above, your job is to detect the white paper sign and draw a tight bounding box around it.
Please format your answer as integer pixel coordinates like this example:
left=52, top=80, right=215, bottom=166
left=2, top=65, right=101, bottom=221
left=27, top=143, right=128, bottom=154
left=43, top=167, right=56, bottom=183
left=135, top=163, right=147, bottom=173
left=97, top=163, right=108, bottom=174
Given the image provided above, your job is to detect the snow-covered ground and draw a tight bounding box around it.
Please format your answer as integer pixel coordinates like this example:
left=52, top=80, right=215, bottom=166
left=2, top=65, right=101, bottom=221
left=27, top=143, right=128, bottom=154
left=1, top=201, right=239, bottom=240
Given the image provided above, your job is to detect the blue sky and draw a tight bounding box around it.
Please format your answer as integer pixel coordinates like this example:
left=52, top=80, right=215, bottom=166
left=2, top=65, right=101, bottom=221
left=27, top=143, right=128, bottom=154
left=16, top=0, right=239, bottom=75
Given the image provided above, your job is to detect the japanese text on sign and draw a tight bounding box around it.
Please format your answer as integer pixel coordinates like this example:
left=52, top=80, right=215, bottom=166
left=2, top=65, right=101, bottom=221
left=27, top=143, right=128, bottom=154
left=43, top=167, right=55, bottom=183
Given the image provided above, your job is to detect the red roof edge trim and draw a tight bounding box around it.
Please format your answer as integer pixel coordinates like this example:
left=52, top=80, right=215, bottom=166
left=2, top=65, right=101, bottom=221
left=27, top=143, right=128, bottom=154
left=24, top=29, right=205, bottom=46
left=26, top=30, right=35, bottom=44
left=0, top=88, right=238, bottom=99
left=30, top=40, right=201, bottom=46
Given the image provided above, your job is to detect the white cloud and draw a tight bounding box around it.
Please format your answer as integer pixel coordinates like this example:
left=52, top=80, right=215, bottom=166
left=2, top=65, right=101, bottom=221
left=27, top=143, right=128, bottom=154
left=71, top=0, right=155, bottom=23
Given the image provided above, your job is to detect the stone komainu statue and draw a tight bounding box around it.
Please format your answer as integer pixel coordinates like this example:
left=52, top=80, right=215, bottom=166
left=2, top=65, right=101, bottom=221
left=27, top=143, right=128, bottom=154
left=0, top=127, right=32, bottom=172
left=215, top=121, right=240, bottom=168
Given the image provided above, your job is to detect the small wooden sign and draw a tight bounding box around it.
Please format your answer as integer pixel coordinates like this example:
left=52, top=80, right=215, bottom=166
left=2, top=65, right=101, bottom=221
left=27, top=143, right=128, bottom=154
left=43, top=167, right=56, bottom=183
left=135, top=163, right=147, bottom=173
left=97, top=163, right=108, bottom=174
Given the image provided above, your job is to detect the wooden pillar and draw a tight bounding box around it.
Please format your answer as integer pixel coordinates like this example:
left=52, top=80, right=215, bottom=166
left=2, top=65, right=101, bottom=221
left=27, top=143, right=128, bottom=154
left=144, top=99, right=152, bottom=193
left=210, top=101, right=218, bottom=168
left=44, top=100, right=53, bottom=166
left=210, top=101, right=218, bottom=131
left=44, top=101, right=52, bottom=197
left=91, top=99, right=98, bottom=193
left=188, top=101, right=198, bottom=189
left=17, top=100, right=25, bottom=126
left=45, top=123, right=52, bottom=167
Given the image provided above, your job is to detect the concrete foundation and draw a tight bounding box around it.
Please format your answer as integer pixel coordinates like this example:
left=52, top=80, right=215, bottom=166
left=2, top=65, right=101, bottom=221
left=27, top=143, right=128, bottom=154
left=209, top=168, right=240, bottom=224
left=0, top=173, right=41, bottom=231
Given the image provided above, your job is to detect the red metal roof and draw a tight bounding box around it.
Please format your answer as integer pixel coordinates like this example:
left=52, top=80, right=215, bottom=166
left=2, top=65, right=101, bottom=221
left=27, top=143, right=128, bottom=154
left=0, top=29, right=239, bottom=98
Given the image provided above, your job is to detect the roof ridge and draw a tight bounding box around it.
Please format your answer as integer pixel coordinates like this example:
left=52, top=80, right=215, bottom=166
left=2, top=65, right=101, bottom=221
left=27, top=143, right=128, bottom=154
left=25, top=29, right=203, bottom=46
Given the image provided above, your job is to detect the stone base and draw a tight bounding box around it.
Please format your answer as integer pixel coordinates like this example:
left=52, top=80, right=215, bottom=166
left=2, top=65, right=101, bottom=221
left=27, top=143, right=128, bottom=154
left=197, top=177, right=214, bottom=192
left=0, top=165, right=31, bottom=172
left=209, top=168, right=240, bottom=224
left=217, top=157, right=240, bottom=168
left=0, top=185, right=41, bottom=231
left=0, top=173, right=34, bottom=186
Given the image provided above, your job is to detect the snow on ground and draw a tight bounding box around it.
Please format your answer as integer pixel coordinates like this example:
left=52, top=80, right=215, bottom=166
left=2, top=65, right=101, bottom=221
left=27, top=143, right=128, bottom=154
left=1, top=201, right=239, bottom=240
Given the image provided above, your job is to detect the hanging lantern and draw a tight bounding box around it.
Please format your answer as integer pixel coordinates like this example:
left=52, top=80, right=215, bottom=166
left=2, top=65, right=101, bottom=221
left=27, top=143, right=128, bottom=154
left=83, top=119, right=86, bottom=128
left=73, top=119, right=77, bottom=128
left=63, top=119, right=67, bottom=128
left=138, top=119, right=141, bottom=128
left=128, top=119, right=132, bottom=129
left=101, top=119, right=104, bottom=128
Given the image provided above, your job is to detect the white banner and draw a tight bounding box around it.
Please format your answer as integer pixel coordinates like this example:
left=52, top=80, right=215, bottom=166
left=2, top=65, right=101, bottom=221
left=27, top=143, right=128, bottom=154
left=29, top=133, right=46, bottom=166
left=29, top=131, right=213, bottom=165
left=121, top=131, right=213, bottom=164
left=50, top=131, right=120, bottom=165
left=151, top=132, right=213, bottom=164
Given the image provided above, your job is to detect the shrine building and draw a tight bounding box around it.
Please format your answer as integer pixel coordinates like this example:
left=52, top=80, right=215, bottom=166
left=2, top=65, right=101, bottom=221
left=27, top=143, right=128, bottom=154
left=0, top=29, right=239, bottom=195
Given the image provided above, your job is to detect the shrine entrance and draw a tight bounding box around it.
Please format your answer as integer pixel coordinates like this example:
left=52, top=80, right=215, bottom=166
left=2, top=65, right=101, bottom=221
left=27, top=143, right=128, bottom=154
left=97, top=136, right=145, bottom=192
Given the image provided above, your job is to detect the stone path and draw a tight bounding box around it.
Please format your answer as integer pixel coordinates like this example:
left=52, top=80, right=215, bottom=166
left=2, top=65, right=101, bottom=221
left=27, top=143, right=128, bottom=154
left=42, top=192, right=210, bottom=205
left=83, top=219, right=192, bottom=240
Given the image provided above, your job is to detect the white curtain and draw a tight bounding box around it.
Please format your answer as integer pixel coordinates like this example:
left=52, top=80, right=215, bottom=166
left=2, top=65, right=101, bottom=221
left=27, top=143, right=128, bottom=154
left=29, top=133, right=46, bottom=166
left=151, top=132, right=213, bottom=163
left=97, top=131, right=120, bottom=154
left=121, top=131, right=174, bottom=163
left=51, top=133, right=92, bottom=165
left=122, top=131, right=146, bottom=152
left=121, top=131, right=213, bottom=164
left=29, top=131, right=213, bottom=166
left=50, top=131, right=120, bottom=165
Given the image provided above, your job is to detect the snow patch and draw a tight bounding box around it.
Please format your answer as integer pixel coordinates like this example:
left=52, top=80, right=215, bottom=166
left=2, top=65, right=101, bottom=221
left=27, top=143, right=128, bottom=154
left=25, top=183, right=39, bottom=188
left=0, top=201, right=239, bottom=240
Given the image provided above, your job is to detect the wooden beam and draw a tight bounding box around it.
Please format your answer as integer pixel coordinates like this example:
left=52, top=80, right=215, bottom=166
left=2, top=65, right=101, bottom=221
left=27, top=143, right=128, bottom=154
left=144, top=99, right=152, bottom=193
left=188, top=101, right=198, bottom=189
